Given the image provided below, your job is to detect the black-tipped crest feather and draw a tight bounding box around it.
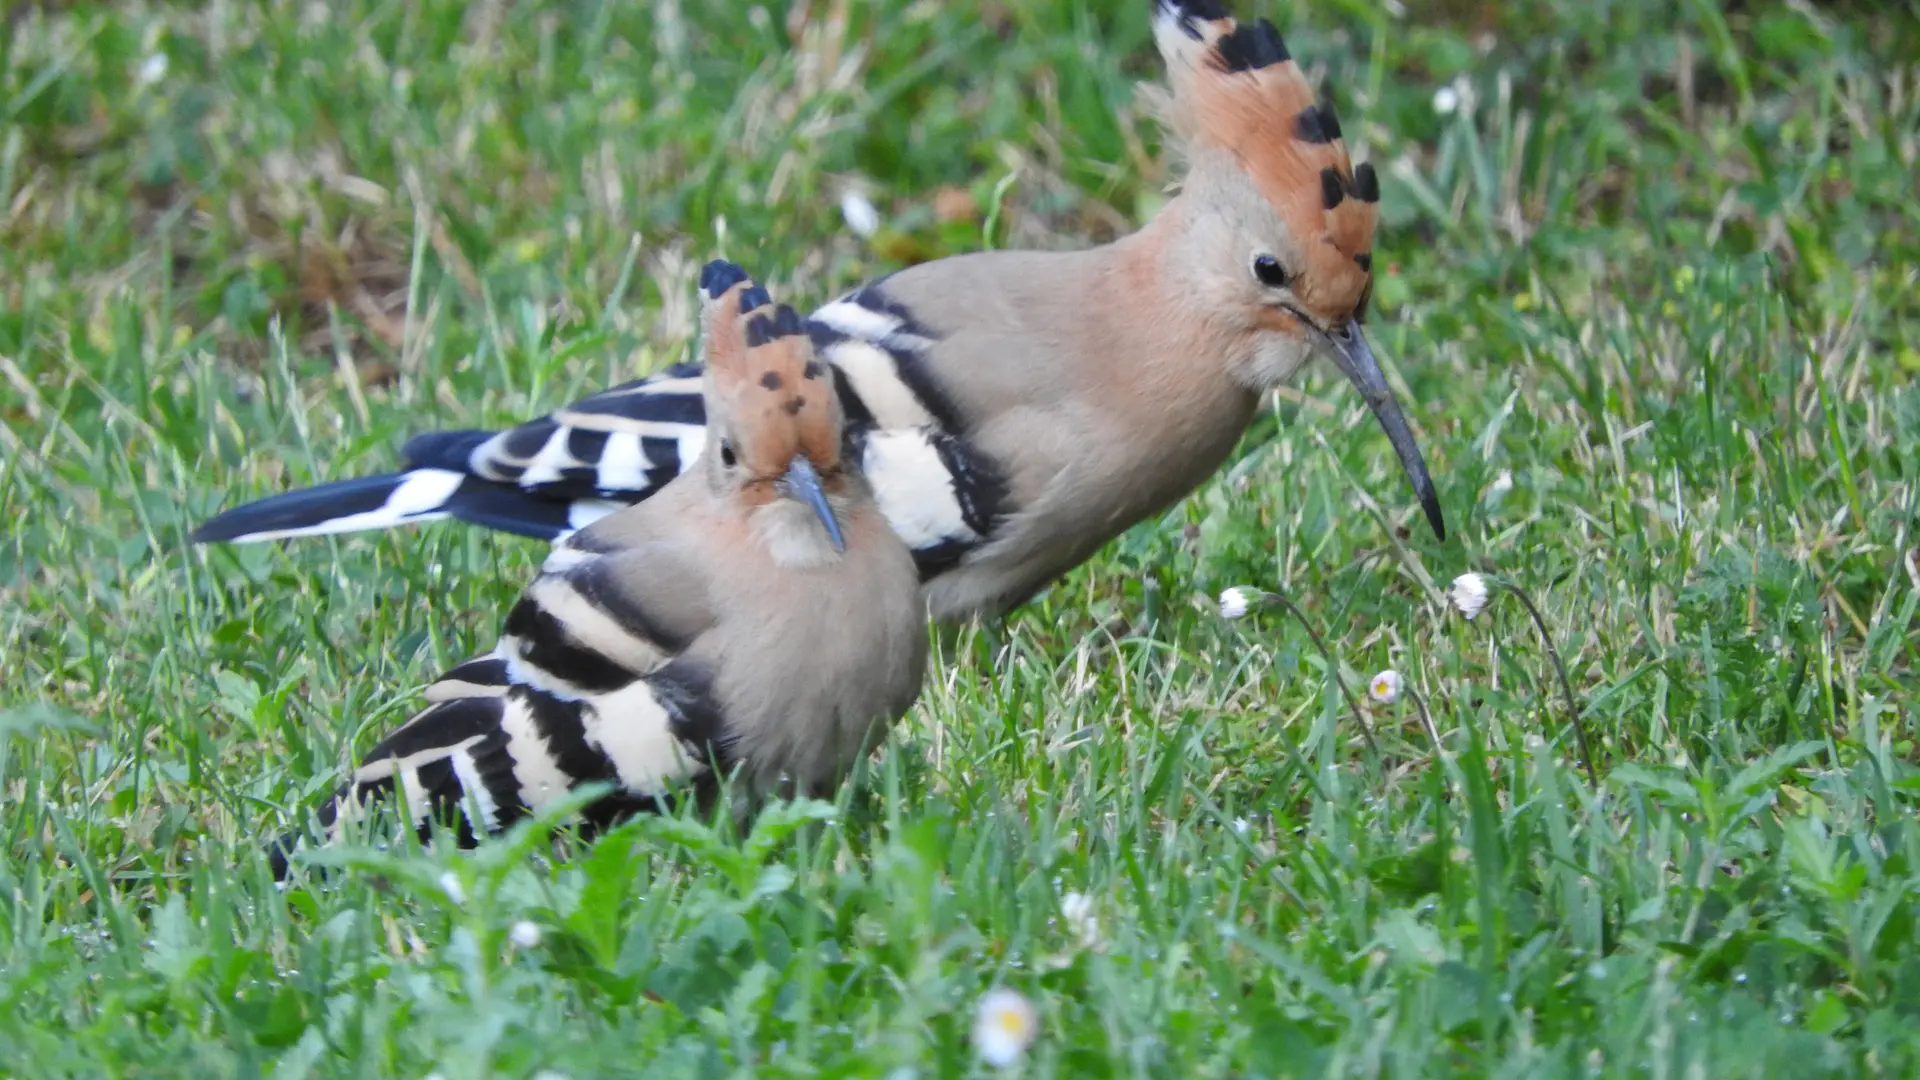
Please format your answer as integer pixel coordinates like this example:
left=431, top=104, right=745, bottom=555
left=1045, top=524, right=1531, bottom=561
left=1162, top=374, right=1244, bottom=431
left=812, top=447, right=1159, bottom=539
left=770, top=304, right=803, bottom=337
left=1213, top=18, right=1289, bottom=71
left=1158, top=0, right=1228, bottom=40
left=699, top=260, right=748, bottom=298
left=1354, top=161, right=1380, bottom=202
left=744, top=305, right=805, bottom=347
left=1320, top=167, right=1346, bottom=209
left=1294, top=102, right=1341, bottom=144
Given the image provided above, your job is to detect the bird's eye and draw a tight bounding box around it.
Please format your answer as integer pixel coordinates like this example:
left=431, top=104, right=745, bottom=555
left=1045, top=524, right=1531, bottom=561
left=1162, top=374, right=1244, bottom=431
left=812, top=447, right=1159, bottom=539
left=720, top=441, right=737, bottom=468
left=1252, top=255, right=1290, bottom=289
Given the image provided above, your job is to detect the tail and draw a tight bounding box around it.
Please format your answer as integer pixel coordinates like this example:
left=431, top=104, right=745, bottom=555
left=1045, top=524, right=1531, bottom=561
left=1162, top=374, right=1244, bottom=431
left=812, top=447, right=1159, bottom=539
left=193, top=360, right=708, bottom=546
left=190, top=469, right=627, bottom=544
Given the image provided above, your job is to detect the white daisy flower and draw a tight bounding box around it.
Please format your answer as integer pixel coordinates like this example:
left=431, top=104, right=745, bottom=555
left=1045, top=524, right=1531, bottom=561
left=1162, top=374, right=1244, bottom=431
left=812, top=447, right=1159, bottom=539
left=1369, top=669, right=1402, bottom=704
left=973, top=987, right=1038, bottom=1067
left=437, top=872, right=466, bottom=906
left=509, top=921, right=543, bottom=948
left=1060, top=891, right=1102, bottom=950
left=1432, top=85, right=1459, bottom=115
left=1448, top=573, right=1490, bottom=620
left=1218, top=587, right=1253, bottom=620
left=138, top=52, right=169, bottom=86
left=839, top=189, right=881, bottom=238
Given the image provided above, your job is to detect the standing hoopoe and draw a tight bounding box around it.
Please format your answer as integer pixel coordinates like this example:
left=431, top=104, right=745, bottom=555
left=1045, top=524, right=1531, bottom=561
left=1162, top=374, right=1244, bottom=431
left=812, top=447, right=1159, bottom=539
left=195, top=0, right=1444, bottom=624
left=279, top=261, right=926, bottom=869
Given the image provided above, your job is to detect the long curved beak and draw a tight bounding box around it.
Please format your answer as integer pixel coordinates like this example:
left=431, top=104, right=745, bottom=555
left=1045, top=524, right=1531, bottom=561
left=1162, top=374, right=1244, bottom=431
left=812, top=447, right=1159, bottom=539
left=778, top=455, right=846, bottom=553
left=1321, top=323, right=1447, bottom=541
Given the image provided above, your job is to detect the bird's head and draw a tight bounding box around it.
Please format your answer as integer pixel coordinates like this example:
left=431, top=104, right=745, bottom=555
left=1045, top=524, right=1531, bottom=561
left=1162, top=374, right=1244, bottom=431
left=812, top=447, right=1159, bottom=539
left=1148, top=0, right=1444, bottom=540
left=696, top=260, right=849, bottom=553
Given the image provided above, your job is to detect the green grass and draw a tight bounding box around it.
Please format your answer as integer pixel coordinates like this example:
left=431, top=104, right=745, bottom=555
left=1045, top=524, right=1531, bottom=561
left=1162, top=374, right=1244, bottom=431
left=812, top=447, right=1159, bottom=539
left=3, top=0, right=1918, bottom=1075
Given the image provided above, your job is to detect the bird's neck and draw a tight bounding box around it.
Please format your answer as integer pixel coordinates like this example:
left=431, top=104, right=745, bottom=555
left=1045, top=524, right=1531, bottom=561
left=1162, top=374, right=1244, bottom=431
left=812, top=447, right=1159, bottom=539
left=1074, top=198, right=1265, bottom=438
left=975, top=200, right=1266, bottom=534
left=750, top=495, right=851, bottom=570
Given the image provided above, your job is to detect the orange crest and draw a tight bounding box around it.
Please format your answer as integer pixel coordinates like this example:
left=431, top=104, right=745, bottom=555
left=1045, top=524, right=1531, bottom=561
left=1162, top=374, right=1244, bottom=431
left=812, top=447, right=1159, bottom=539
left=1152, top=1, right=1379, bottom=322
left=698, top=262, right=842, bottom=477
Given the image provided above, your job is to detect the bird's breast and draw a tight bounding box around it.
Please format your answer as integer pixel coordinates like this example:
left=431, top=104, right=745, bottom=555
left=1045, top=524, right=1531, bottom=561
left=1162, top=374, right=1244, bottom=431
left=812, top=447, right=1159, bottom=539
left=750, top=498, right=849, bottom=568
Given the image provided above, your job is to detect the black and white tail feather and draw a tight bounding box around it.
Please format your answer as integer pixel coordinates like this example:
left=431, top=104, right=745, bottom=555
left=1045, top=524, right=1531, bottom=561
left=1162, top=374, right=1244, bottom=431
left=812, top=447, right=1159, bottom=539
left=191, top=362, right=709, bottom=545
left=194, top=272, right=1013, bottom=576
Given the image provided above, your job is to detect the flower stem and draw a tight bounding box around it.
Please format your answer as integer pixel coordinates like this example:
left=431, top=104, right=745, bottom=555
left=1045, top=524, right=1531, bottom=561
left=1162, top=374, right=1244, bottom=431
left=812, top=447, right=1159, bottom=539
left=1258, top=591, right=1380, bottom=758
left=1405, top=683, right=1444, bottom=760
left=1496, top=580, right=1599, bottom=787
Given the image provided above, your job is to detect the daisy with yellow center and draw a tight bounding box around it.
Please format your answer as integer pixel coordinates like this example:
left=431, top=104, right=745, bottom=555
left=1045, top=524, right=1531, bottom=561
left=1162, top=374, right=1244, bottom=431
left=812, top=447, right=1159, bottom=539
left=973, top=987, right=1038, bottom=1067
left=1368, top=669, right=1401, bottom=704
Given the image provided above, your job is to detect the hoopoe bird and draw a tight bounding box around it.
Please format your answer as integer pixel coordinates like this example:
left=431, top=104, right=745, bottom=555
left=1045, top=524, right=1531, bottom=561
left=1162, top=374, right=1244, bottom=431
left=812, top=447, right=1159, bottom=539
left=277, top=261, right=927, bottom=868
left=194, top=0, right=1445, bottom=625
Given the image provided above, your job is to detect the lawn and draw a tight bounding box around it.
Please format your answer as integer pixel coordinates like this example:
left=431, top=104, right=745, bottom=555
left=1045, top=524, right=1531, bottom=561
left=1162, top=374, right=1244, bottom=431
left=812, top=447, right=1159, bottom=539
left=2, top=0, right=1917, bottom=1075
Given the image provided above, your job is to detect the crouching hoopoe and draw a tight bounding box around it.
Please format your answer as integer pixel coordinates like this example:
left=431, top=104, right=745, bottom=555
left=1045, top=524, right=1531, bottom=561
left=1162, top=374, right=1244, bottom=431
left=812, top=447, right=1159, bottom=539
left=275, top=262, right=927, bottom=871
left=195, top=0, right=1445, bottom=624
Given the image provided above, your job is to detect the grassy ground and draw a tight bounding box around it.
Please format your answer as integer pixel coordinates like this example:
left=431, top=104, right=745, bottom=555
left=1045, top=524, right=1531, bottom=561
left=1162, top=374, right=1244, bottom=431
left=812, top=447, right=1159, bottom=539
left=3, top=0, right=1917, bottom=1075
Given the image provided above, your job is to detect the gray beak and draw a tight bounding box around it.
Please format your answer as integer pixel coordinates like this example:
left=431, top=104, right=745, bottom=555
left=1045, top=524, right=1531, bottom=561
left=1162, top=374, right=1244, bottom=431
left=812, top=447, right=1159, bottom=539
left=778, top=455, right=846, bottom=553
left=1321, top=322, right=1447, bottom=541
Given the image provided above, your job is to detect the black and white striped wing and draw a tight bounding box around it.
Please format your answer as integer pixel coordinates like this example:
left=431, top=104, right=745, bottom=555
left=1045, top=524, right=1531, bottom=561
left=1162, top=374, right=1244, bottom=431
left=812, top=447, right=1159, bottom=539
left=307, top=668, right=720, bottom=854
left=408, top=361, right=710, bottom=503
left=198, top=276, right=1019, bottom=576
left=805, top=285, right=1012, bottom=579
left=280, top=538, right=728, bottom=872
left=192, top=363, right=713, bottom=545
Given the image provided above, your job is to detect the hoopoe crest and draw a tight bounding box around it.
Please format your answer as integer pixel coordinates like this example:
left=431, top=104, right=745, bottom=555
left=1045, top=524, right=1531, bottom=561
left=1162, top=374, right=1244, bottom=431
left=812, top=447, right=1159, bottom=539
left=1147, top=0, right=1440, bottom=537
left=1152, top=0, right=1378, bottom=329
left=695, top=262, right=849, bottom=565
